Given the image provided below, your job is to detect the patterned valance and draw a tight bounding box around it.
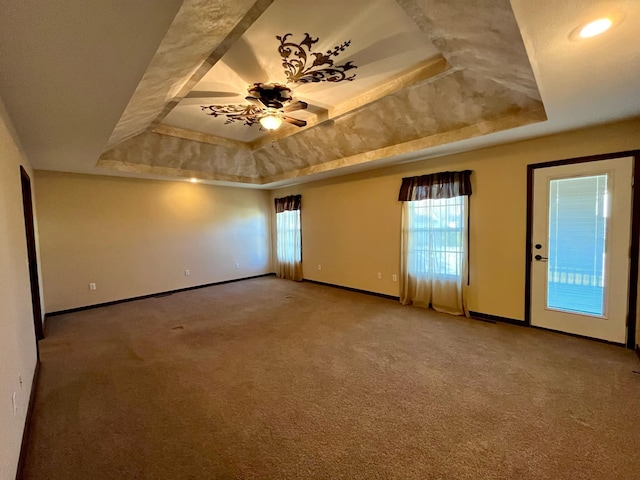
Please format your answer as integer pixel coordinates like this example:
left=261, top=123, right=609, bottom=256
left=398, top=170, right=472, bottom=201
left=274, top=194, right=301, bottom=213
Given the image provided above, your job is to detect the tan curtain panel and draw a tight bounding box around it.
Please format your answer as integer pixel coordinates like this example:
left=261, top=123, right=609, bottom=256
left=399, top=171, right=472, bottom=316
left=398, top=170, right=472, bottom=201
left=274, top=195, right=302, bottom=281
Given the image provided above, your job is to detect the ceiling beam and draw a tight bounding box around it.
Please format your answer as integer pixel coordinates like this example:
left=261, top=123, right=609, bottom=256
left=152, top=124, right=249, bottom=150
left=97, top=159, right=263, bottom=185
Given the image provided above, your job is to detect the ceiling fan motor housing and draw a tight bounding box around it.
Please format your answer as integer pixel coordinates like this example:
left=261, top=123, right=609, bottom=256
left=247, top=82, right=292, bottom=109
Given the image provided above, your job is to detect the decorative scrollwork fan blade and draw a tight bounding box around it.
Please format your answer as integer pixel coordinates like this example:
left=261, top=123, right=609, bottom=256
left=201, top=104, right=263, bottom=117
left=226, top=113, right=260, bottom=117
left=282, top=116, right=307, bottom=128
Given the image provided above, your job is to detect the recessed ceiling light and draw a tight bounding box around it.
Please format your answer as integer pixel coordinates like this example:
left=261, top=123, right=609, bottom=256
left=569, top=13, right=623, bottom=41
left=189, top=178, right=198, bottom=183
left=579, top=18, right=612, bottom=38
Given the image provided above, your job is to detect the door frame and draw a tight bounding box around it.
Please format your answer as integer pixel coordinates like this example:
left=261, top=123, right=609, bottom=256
left=524, top=150, right=640, bottom=349
left=20, top=167, right=44, bottom=352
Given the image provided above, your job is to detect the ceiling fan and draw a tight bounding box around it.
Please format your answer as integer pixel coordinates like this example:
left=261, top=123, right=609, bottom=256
left=198, top=33, right=357, bottom=131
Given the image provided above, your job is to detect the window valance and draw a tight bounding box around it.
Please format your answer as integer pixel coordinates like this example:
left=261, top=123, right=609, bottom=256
left=398, top=170, right=472, bottom=201
left=274, top=194, right=301, bottom=213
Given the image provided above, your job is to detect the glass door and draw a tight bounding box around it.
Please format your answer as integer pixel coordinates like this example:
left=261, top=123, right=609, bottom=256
left=530, top=157, right=633, bottom=343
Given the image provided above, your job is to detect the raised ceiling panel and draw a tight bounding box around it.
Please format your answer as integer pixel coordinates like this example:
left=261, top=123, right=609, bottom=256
left=100, top=0, right=546, bottom=184
left=162, top=0, right=441, bottom=142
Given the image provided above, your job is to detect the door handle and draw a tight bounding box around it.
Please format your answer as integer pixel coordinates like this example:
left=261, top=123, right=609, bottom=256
left=534, top=254, right=548, bottom=262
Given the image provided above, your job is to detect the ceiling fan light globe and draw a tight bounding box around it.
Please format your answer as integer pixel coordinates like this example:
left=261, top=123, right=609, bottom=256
left=260, top=114, right=282, bottom=130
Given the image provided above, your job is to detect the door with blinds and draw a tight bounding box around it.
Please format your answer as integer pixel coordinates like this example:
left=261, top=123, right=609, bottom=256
left=530, top=156, right=633, bottom=343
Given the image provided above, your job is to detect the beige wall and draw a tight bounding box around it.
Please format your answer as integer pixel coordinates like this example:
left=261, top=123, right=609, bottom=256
left=35, top=172, right=272, bottom=313
left=273, top=119, right=640, bottom=332
left=0, top=98, right=39, bottom=479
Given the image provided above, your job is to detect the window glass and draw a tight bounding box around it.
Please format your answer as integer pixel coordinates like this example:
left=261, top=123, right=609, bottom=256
left=407, top=197, right=465, bottom=278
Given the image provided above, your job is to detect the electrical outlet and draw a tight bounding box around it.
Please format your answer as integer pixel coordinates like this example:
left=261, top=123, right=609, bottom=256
left=235, top=263, right=240, bottom=269
left=184, top=269, right=190, bottom=276
left=377, top=272, right=382, bottom=279
left=89, top=283, right=96, bottom=291
left=317, top=264, right=322, bottom=271
left=392, top=274, right=398, bottom=282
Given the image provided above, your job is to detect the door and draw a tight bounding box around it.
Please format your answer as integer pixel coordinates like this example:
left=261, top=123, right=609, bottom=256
left=530, top=157, right=633, bottom=343
left=20, top=166, right=44, bottom=346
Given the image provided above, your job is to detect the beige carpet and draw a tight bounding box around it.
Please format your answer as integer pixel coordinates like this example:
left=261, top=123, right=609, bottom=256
left=21, top=277, right=640, bottom=479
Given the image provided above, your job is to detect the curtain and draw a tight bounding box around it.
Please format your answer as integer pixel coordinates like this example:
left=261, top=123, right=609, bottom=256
left=275, top=194, right=301, bottom=213
left=399, top=171, right=472, bottom=316
left=275, top=195, right=302, bottom=281
left=398, top=170, right=472, bottom=201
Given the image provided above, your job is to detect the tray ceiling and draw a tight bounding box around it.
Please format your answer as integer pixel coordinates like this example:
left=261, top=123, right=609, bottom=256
left=98, top=0, right=546, bottom=185
left=5, top=1, right=638, bottom=188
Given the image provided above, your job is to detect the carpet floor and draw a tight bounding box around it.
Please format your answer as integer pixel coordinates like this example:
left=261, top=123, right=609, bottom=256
left=21, top=277, right=640, bottom=479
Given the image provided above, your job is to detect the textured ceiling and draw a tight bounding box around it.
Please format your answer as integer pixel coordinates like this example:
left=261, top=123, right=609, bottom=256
left=2, top=0, right=638, bottom=187
left=98, top=0, right=545, bottom=185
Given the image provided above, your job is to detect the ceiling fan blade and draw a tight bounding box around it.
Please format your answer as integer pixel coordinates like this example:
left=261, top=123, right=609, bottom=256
left=282, top=116, right=307, bottom=128
left=248, top=96, right=283, bottom=110
left=245, top=96, right=263, bottom=107
left=304, top=102, right=329, bottom=122
left=252, top=97, right=283, bottom=109
left=283, top=100, right=308, bottom=113
left=185, top=90, right=241, bottom=99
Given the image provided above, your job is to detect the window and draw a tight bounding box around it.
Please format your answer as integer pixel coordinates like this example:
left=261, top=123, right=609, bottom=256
left=276, top=209, right=301, bottom=266
left=274, top=195, right=302, bottom=281
left=406, top=196, right=466, bottom=279
left=398, top=170, right=471, bottom=315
